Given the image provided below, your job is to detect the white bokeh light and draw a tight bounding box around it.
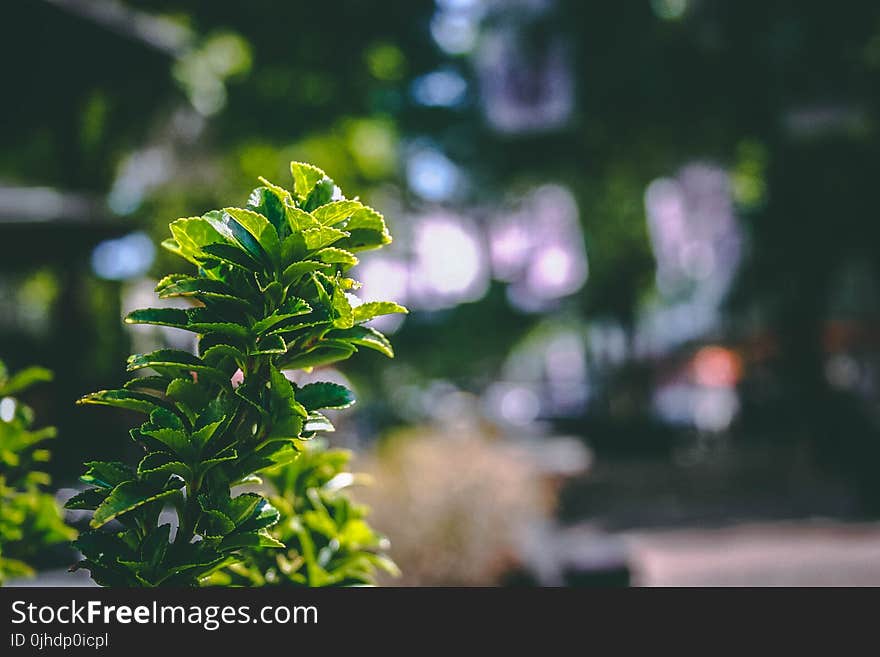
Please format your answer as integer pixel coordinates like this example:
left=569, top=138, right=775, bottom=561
left=410, top=213, right=489, bottom=310
left=490, top=184, right=588, bottom=311
left=355, top=256, right=410, bottom=333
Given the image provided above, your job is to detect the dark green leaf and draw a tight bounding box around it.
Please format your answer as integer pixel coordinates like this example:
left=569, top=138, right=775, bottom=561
left=235, top=497, right=281, bottom=533
left=200, top=242, right=263, bottom=272
left=251, top=334, right=287, bottom=355
left=223, top=207, right=281, bottom=265
left=123, top=376, right=169, bottom=393
left=125, top=308, right=250, bottom=341
left=78, top=389, right=174, bottom=416
left=219, top=529, right=285, bottom=551
left=137, top=453, right=192, bottom=481
left=295, top=382, right=355, bottom=411
left=246, top=186, right=288, bottom=237
left=91, top=481, right=181, bottom=529
left=127, top=350, right=230, bottom=386
left=136, top=426, right=191, bottom=456
left=165, top=378, right=210, bottom=413
left=204, top=209, right=273, bottom=269
left=303, top=178, right=337, bottom=211
left=251, top=298, right=312, bottom=335
left=156, top=275, right=254, bottom=311
left=197, top=510, right=235, bottom=539
left=278, top=341, right=358, bottom=370
left=80, top=461, right=135, bottom=489
left=64, top=488, right=110, bottom=511
left=224, top=492, right=262, bottom=526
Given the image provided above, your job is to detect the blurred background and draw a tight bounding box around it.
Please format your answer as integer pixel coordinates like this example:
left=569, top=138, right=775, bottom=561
left=4, top=0, right=880, bottom=586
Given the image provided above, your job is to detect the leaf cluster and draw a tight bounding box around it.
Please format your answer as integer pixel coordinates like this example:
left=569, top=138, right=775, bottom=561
left=68, top=162, right=405, bottom=586
left=0, top=362, right=75, bottom=584
left=213, top=439, right=398, bottom=587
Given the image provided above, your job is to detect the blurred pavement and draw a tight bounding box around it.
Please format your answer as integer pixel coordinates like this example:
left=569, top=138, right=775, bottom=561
left=623, top=521, right=880, bottom=586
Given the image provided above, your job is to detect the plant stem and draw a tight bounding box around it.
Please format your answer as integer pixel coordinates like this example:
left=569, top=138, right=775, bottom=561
left=175, top=481, right=200, bottom=545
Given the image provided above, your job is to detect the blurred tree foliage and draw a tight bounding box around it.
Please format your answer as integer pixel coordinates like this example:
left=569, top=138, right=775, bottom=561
left=0, top=362, right=75, bottom=583
left=4, top=0, right=880, bottom=495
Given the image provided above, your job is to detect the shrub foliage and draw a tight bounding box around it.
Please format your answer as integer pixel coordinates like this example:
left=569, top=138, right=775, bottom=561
left=0, top=362, right=75, bottom=584
left=213, top=439, right=398, bottom=586
left=67, top=162, right=405, bottom=586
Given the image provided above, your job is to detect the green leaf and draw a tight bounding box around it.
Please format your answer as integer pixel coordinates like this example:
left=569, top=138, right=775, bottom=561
left=303, top=412, right=335, bottom=433
left=137, top=453, right=192, bottom=481
left=251, top=298, right=312, bottom=335
left=281, top=260, right=332, bottom=287
left=167, top=217, right=225, bottom=265
left=219, top=529, right=285, bottom=551
left=331, top=286, right=354, bottom=329
left=224, top=492, right=262, bottom=526
left=156, top=275, right=253, bottom=311
left=303, top=226, right=350, bottom=251
left=223, top=207, right=282, bottom=266
left=314, top=247, right=358, bottom=269
left=200, top=242, right=262, bottom=271
left=196, top=510, right=235, bottom=539
left=191, top=417, right=226, bottom=451
left=290, top=161, right=326, bottom=200
left=148, top=407, right=185, bottom=430
left=247, top=185, right=288, bottom=237
left=285, top=206, right=321, bottom=232
left=327, top=325, right=395, bottom=358
left=196, top=448, right=237, bottom=477
left=235, top=497, right=281, bottom=533
left=202, top=210, right=269, bottom=270
left=260, top=280, right=285, bottom=308
left=295, top=382, right=355, bottom=411
left=251, top=334, right=287, bottom=355
left=200, top=343, right=245, bottom=369
left=312, top=200, right=363, bottom=226
left=257, top=176, right=293, bottom=202
left=345, top=204, right=389, bottom=233
left=125, top=307, right=188, bottom=328
left=80, top=461, right=135, bottom=489
left=91, top=481, right=180, bottom=529
left=334, top=205, right=392, bottom=252
left=165, top=378, right=210, bottom=413
left=123, top=376, right=169, bottom=393
left=303, top=178, right=337, bottom=211
left=64, top=488, right=109, bottom=511
left=125, top=308, right=250, bottom=341
left=0, top=366, right=52, bottom=396
left=136, top=426, right=190, bottom=456
left=140, top=524, right=172, bottom=567
left=127, top=350, right=230, bottom=386
left=352, top=301, right=409, bottom=323
left=278, top=341, right=358, bottom=370
left=266, top=366, right=307, bottom=441
left=78, top=389, right=173, bottom=416
left=226, top=442, right=300, bottom=481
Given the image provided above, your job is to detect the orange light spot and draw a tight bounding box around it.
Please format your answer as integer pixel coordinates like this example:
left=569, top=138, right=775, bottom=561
left=692, top=346, right=743, bottom=387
